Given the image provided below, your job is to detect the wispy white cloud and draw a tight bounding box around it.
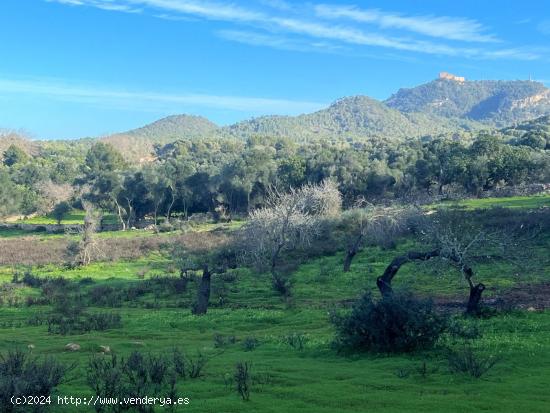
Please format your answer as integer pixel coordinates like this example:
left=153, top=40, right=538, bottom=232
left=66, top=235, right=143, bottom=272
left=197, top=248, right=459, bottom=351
left=47, top=0, right=141, bottom=13
left=45, top=0, right=540, bottom=60
left=217, top=30, right=344, bottom=53
left=0, top=77, right=326, bottom=114
left=314, top=5, right=497, bottom=43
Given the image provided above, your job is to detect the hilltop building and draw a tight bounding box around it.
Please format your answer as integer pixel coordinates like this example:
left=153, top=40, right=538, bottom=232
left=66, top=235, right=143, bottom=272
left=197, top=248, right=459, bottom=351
left=439, top=72, right=465, bottom=82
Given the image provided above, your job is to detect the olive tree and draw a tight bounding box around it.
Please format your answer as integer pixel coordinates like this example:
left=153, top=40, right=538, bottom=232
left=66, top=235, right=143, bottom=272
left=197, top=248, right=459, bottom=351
left=169, top=232, right=236, bottom=315
left=375, top=208, right=527, bottom=315
left=340, top=199, right=411, bottom=272
left=240, top=180, right=341, bottom=294
left=52, top=201, right=71, bottom=225
left=66, top=203, right=102, bottom=266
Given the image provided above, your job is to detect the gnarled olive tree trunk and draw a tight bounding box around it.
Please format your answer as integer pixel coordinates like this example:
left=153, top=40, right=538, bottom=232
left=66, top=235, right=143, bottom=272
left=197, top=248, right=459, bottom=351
left=375, top=249, right=485, bottom=315
left=192, top=265, right=212, bottom=315
left=343, top=233, right=363, bottom=272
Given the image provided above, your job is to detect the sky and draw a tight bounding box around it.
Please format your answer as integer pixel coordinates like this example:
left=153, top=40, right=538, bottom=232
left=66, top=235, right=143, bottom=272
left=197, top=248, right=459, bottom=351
left=1, top=0, right=550, bottom=139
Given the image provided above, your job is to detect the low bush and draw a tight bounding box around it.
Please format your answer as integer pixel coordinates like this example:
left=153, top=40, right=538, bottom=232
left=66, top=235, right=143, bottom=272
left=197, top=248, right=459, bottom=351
left=13, top=270, right=44, bottom=288
left=87, top=285, right=123, bottom=307
left=332, top=293, right=448, bottom=353
left=283, top=332, right=309, bottom=351
left=86, top=312, right=123, bottom=331
left=186, top=351, right=208, bottom=379
left=242, top=336, right=260, bottom=352
left=88, top=351, right=179, bottom=413
left=271, top=272, right=292, bottom=297
left=213, top=333, right=236, bottom=348
left=447, top=345, right=500, bottom=378
left=447, top=318, right=482, bottom=341
left=0, top=349, right=72, bottom=412
left=234, top=362, right=252, bottom=401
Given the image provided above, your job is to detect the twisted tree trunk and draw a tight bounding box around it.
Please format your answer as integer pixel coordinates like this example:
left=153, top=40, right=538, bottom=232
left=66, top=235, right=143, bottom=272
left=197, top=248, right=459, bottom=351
left=466, top=283, right=485, bottom=316
left=343, top=233, right=363, bottom=272
left=375, top=249, right=485, bottom=315
left=193, top=265, right=211, bottom=315
left=376, top=250, right=440, bottom=297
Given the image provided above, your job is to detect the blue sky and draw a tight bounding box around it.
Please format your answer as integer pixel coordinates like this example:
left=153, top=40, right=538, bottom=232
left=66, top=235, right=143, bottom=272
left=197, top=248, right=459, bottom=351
left=1, top=0, right=550, bottom=139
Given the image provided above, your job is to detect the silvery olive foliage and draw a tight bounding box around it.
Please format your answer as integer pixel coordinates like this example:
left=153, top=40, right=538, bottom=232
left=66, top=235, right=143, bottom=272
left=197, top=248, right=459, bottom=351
left=240, top=180, right=342, bottom=272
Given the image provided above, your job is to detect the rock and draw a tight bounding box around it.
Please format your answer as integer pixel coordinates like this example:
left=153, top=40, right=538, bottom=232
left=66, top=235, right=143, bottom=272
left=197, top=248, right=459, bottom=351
left=527, top=306, right=537, bottom=312
left=27, top=344, right=35, bottom=350
left=99, top=345, right=111, bottom=353
left=65, top=343, right=80, bottom=351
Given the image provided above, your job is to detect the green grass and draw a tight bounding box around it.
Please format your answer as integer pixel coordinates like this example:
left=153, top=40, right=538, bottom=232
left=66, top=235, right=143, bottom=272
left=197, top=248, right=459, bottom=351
left=1, top=236, right=549, bottom=412
left=1, top=197, right=550, bottom=412
left=13, top=210, right=119, bottom=225
left=438, top=194, right=550, bottom=210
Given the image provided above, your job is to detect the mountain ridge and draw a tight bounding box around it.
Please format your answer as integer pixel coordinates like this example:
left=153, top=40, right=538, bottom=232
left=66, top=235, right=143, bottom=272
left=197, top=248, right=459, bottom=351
left=5, top=75, right=547, bottom=161
left=110, top=76, right=550, bottom=148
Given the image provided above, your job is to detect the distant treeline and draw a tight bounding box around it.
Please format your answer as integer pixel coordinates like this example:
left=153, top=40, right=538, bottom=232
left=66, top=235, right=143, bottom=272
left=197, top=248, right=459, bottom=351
left=0, top=124, right=548, bottom=224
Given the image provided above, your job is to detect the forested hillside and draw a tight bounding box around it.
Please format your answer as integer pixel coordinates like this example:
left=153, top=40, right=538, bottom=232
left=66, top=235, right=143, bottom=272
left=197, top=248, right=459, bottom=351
left=386, top=78, right=550, bottom=125
left=96, top=76, right=550, bottom=160
left=101, top=115, right=219, bottom=162
left=1, top=120, right=548, bottom=223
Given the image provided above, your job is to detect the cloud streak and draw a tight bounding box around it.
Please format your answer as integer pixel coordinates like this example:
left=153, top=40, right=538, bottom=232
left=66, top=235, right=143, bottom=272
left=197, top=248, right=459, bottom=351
left=314, top=5, right=497, bottom=43
left=46, top=0, right=540, bottom=60
left=0, top=77, right=326, bottom=114
left=217, top=30, right=345, bottom=53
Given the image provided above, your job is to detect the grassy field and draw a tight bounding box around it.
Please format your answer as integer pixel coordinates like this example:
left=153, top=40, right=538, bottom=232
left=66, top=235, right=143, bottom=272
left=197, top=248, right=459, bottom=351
left=12, top=210, right=119, bottom=225
left=0, top=196, right=549, bottom=412
left=438, top=193, right=550, bottom=210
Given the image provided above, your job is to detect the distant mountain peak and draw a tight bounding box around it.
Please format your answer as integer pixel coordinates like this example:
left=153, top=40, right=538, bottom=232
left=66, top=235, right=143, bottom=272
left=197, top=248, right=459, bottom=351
left=385, top=76, right=550, bottom=126
left=123, top=114, right=219, bottom=139
left=100, top=114, right=219, bottom=162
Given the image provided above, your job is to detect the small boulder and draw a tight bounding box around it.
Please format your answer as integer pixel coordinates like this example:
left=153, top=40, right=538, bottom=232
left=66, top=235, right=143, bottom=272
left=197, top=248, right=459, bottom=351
left=27, top=344, right=35, bottom=350
left=65, top=343, right=80, bottom=351
left=99, top=345, right=111, bottom=353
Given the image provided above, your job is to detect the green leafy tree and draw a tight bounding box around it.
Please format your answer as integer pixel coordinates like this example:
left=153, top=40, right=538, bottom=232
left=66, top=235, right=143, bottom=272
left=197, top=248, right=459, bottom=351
left=52, top=201, right=72, bottom=225
left=2, top=145, right=28, bottom=167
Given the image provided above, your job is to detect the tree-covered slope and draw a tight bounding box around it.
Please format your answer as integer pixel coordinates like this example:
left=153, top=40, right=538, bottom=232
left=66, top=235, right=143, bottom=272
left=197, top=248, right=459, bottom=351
left=101, top=114, right=219, bottom=162
left=385, top=79, right=550, bottom=126
left=223, top=96, right=460, bottom=141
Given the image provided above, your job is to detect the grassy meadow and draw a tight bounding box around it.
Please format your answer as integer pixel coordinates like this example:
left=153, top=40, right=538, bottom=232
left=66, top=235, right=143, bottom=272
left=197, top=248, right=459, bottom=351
left=0, top=196, right=549, bottom=412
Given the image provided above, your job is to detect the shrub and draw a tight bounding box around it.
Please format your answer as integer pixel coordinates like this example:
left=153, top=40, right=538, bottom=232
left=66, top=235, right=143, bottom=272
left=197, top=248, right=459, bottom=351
left=186, top=351, right=208, bottom=379
left=447, top=318, right=482, bottom=341
left=447, top=345, right=500, bottom=378
left=332, top=293, right=448, bottom=353
left=52, top=201, right=71, bottom=225
left=86, top=312, right=122, bottom=331
left=87, top=285, right=123, bottom=307
left=242, top=336, right=260, bottom=352
left=283, top=332, right=309, bottom=351
left=271, top=272, right=292, bottom=297
left=0, top=349, right=71, bottom=413
left=87, top=351, right=179, bottom=413
left=213, top=334, right=236, bottom=348
left=172, top=348, right=186, bottom=379
left=15, top=270, right=44, bottom=288
left=234, top=362, right=252, bottom=401
left=46, top=291, right=122, bottom=335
